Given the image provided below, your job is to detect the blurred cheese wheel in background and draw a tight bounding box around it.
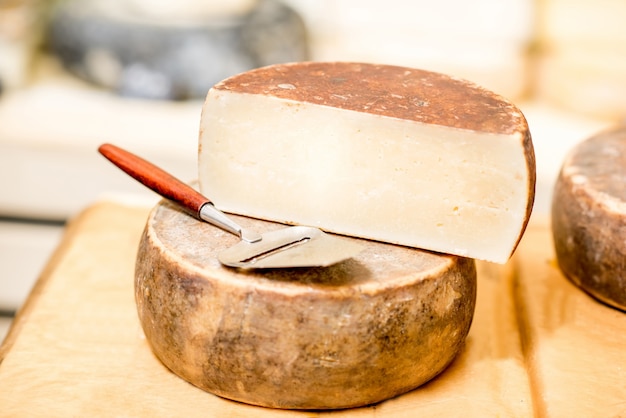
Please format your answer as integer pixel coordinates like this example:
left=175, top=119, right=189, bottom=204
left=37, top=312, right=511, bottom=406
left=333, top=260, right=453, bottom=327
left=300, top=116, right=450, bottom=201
left=47, top=0, right=309, bottom=100
left=552, top=126, right=626, bottom=311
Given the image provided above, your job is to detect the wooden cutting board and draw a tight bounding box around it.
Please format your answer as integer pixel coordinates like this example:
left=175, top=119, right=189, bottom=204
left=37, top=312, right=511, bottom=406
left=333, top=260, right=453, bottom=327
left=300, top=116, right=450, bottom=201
left=0, top=201, right=625, bottom=417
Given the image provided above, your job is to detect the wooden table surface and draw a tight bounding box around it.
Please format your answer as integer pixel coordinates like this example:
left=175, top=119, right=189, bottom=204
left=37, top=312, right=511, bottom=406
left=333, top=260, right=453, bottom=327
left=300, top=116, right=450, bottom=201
left=1, top=201, right=625, bottom=417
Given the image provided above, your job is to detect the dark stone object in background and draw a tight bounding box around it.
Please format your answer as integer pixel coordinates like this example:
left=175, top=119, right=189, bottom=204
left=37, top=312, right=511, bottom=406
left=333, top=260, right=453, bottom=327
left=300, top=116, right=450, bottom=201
left=47, top=0, right=309, bottom=100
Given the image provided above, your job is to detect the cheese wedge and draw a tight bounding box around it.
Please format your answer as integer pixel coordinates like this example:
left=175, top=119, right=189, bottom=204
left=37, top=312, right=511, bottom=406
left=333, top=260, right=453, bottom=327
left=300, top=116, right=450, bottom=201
left=552, top=127, right=626, bottom=311
left=136, top=199, right=477, bottom=409
left=199, top=62, right=535, bottom=263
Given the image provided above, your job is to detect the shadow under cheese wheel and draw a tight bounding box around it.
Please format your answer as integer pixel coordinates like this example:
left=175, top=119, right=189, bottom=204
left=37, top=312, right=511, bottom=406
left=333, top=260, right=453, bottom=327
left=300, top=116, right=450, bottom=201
left=135, top=199, right=477, bottom=409
left=552, top=127, right=626, bottom=311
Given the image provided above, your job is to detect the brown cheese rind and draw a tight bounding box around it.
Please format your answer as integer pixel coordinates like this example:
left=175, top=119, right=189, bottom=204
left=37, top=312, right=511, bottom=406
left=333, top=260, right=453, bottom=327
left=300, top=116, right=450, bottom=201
left=552, top=127, right=626, bottom=311
left=516, top=129, right=537, bottom=260
left=213, top=61, right=527, bottom=135
left=135, top=200, right=477, bottom=409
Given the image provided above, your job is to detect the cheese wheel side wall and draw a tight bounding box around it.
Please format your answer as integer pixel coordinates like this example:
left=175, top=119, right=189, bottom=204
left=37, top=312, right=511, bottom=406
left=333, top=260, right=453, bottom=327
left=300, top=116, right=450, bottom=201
left=552, top=157, right=626, bottom=311
left=134, top=205, right=477, bottom=409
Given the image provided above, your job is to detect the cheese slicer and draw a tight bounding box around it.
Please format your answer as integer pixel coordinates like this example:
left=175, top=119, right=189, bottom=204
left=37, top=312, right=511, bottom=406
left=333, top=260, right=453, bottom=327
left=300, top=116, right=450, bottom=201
left=98, top=143, right=363, bottom=269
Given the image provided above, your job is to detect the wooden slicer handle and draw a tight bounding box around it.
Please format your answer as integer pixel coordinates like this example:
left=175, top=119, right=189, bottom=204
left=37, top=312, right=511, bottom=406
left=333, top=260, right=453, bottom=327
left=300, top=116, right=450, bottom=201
left=98, top=143, right=209, bottom=216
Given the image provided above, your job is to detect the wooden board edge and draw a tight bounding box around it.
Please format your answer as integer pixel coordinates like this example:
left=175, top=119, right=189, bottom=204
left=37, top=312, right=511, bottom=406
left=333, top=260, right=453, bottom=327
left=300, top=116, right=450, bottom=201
left=0, top=201, right=149, bottom=363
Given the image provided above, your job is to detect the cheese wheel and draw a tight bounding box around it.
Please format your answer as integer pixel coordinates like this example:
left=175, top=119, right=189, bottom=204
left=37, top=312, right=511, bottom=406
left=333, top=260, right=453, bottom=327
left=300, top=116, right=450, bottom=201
left=136, top=199, right=477, bottom=409
left=552, top=127, right=626, bottom=311
left=199, top=62, right=535, bottom=263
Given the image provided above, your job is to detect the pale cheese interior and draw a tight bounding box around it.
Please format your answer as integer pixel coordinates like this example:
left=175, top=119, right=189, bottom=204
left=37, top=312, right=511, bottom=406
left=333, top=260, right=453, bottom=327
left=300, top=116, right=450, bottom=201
left=199, top=90, right=531, bottom=263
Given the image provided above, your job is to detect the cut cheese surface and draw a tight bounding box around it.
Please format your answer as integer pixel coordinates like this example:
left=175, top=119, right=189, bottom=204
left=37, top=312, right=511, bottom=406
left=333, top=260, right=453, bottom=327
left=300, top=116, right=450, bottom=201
left=136, top=199, right=477, bottom=410
left=552, top=127, right=626, bottom=311
left=199, top=62, right=536, bottom=263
